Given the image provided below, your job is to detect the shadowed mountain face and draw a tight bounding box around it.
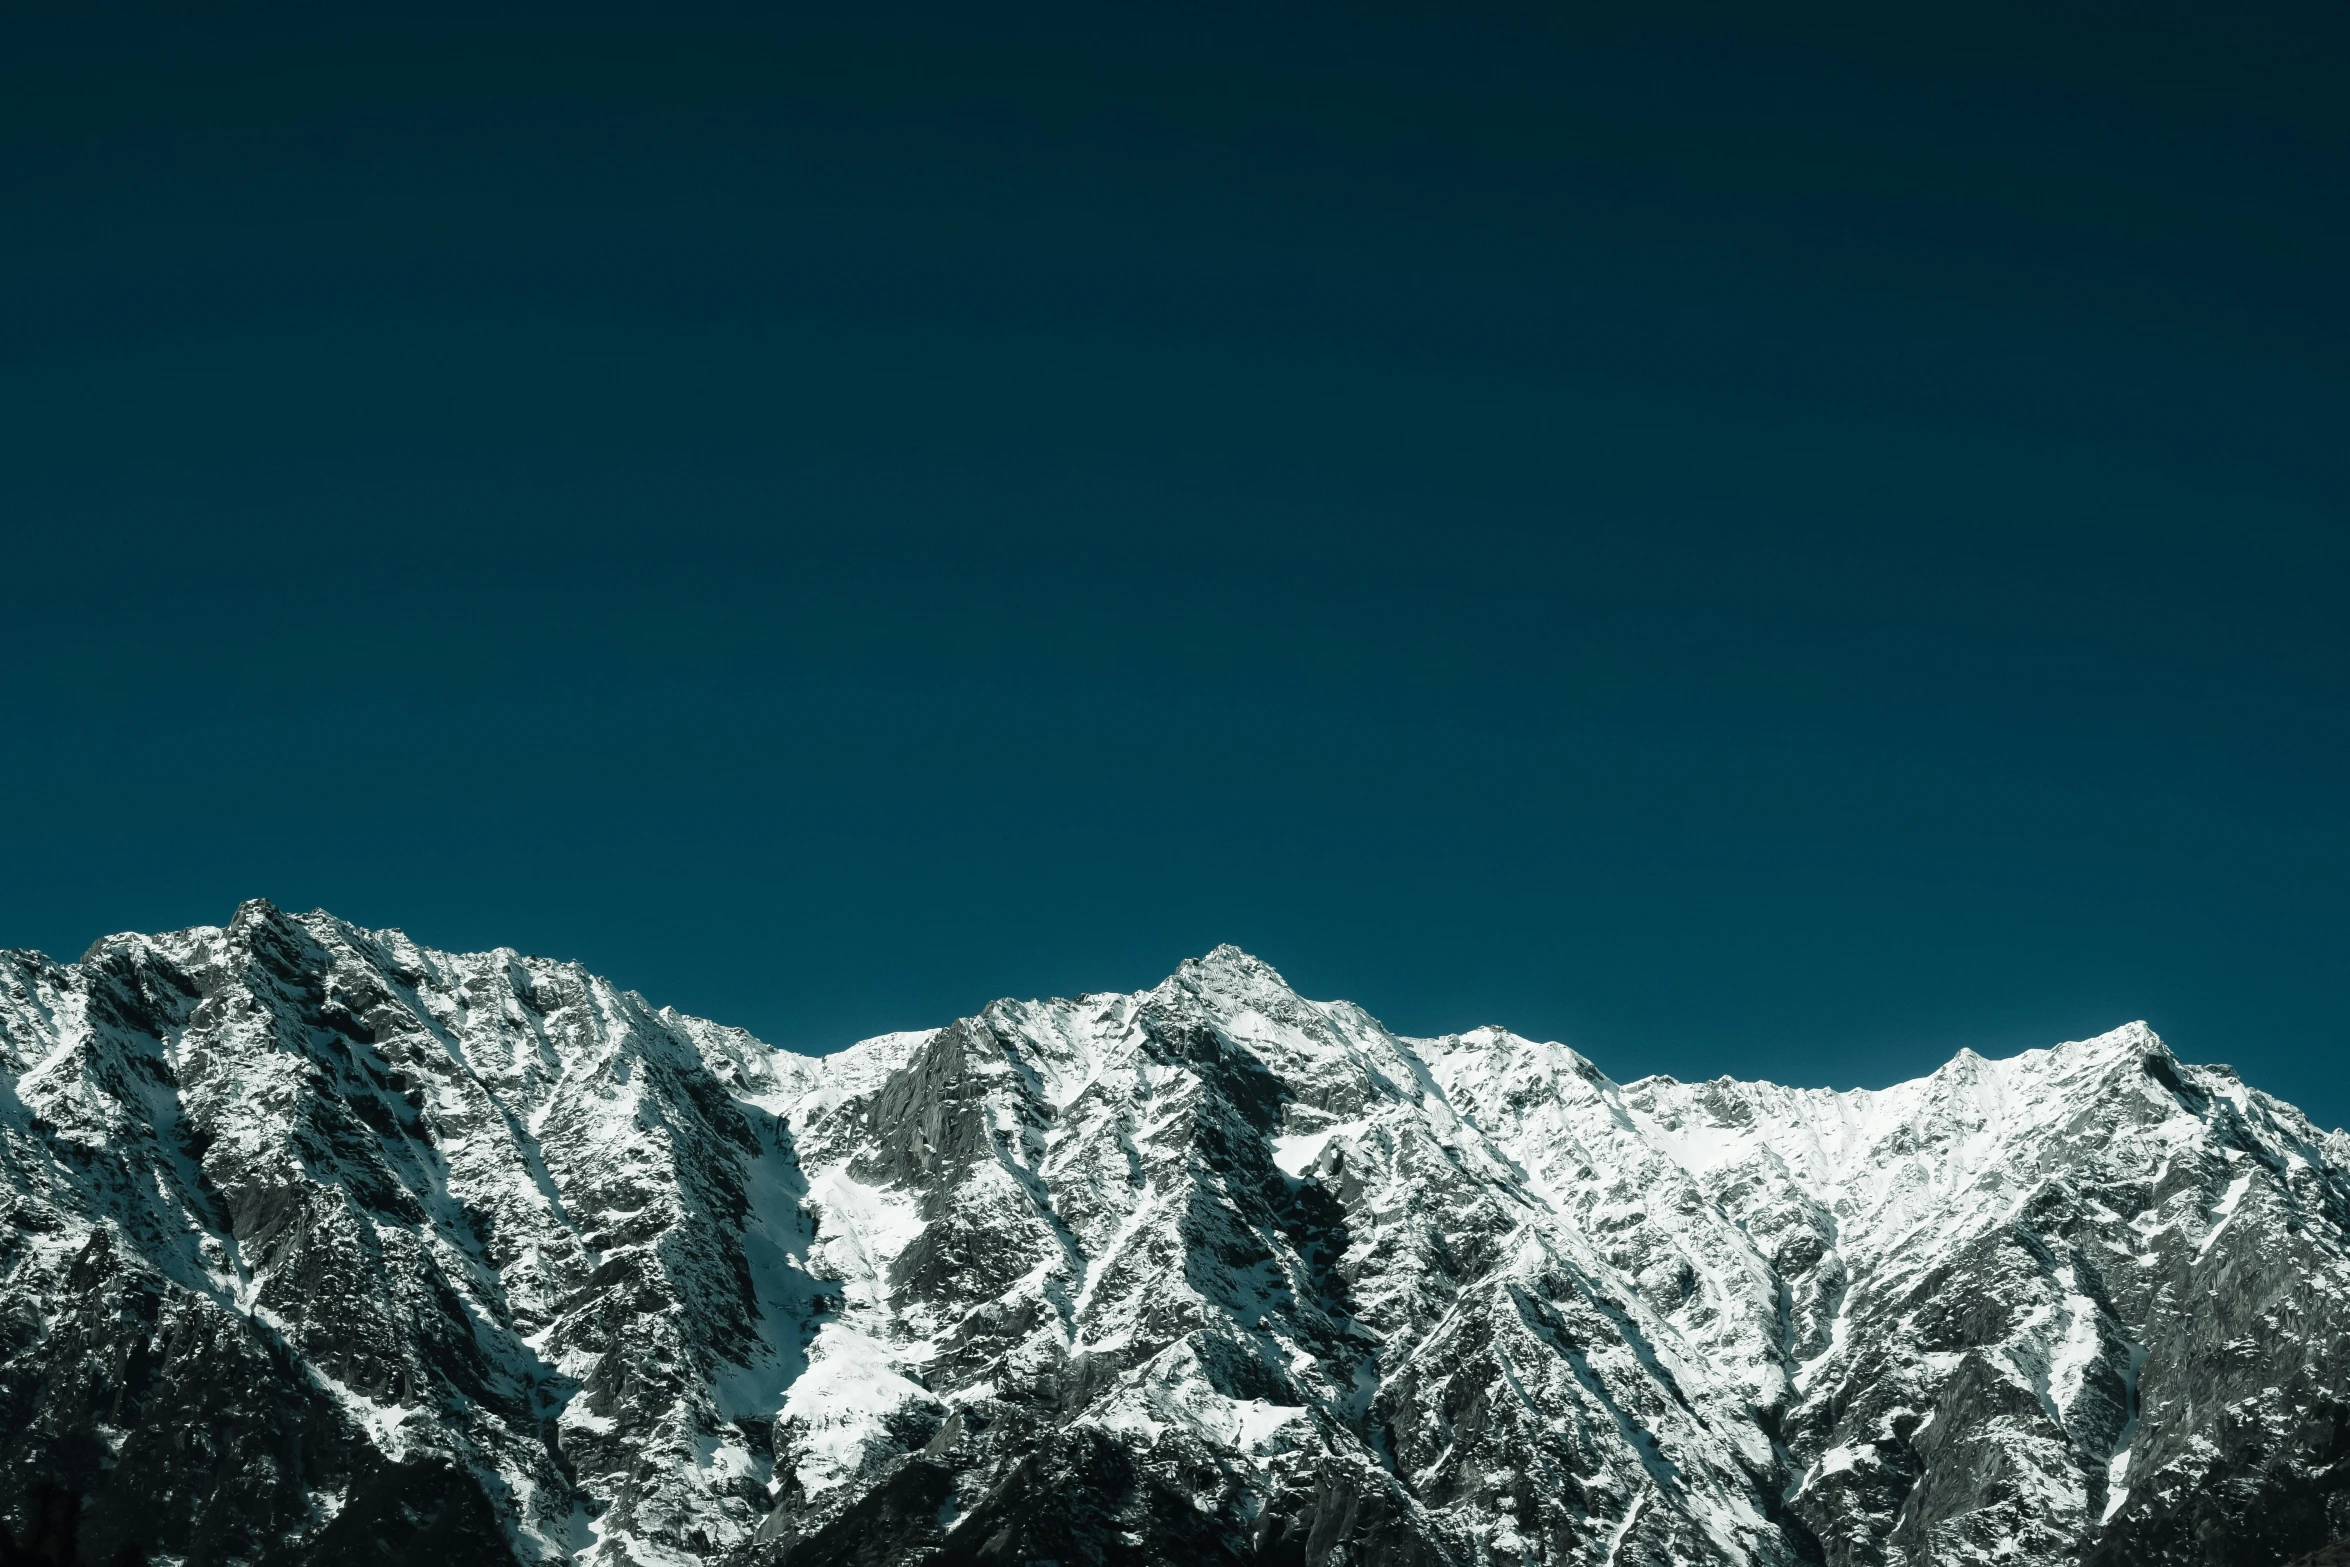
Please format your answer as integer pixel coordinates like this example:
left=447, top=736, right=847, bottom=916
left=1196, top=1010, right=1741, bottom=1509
left=3, top=903, right=2348, bottom=1566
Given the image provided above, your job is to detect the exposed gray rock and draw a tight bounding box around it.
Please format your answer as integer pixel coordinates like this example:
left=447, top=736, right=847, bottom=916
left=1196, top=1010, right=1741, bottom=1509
left=3, top=907, right=2346, bottom=1565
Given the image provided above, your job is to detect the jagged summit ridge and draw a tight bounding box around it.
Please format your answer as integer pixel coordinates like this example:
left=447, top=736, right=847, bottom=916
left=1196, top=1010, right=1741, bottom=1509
left=3, top=907, right=2348, bottom=1567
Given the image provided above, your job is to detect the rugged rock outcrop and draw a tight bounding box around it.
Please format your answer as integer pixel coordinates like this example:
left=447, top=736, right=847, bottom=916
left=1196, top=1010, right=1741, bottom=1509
left=3, top=904, right=2347, bottom=1564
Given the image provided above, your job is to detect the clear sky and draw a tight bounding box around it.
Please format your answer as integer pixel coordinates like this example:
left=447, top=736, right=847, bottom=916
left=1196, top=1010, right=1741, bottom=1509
left=4, top=2, right=2345, bottom=1124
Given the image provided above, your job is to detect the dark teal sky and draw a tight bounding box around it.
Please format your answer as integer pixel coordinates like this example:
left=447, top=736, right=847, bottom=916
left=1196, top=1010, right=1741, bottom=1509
left=4, top=3, right=2346, bottom=1122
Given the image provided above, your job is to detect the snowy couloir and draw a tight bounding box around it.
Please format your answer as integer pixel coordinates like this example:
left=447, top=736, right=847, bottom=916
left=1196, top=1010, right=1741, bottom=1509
left=4, top=902, right=2348, bottom=1566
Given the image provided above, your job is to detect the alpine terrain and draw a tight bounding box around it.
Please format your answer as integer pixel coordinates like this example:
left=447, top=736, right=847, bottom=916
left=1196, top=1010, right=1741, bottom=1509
left=4, top=901, right=2348, bottom=1566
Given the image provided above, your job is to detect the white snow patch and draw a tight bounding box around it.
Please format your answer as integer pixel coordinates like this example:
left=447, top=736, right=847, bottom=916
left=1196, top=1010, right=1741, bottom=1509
left=2103, top=1450, right=2133, bottom=1522
left=1603, top=1488, right=1648, bottom=1563
left=1229, top=1398, right=1307, bottom=1450
left=2046, top=1273, right=2104, bottom=1426
left=2103, top=1339, right=2151, bottom=1522
left=776, top=1325, right=936, bottom=1496
left=804, top=1165, right=925, bottom=1302
left=1271, top=1121, right=1365, bottom=1178
left=2199, top=1172, right=2255, bottom=1257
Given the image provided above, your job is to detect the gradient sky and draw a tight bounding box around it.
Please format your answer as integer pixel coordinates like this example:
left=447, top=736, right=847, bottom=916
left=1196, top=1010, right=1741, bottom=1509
left=4, top=2, right=2346, bottom=1124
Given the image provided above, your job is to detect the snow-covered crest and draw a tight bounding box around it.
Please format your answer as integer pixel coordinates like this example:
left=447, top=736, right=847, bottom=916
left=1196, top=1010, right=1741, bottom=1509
left=3, top=907, right=2347, bottom=1567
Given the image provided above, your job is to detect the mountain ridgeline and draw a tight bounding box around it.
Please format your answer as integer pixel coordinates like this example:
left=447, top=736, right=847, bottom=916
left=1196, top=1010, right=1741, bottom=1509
left=3, top=902, right=2348, bottom=1566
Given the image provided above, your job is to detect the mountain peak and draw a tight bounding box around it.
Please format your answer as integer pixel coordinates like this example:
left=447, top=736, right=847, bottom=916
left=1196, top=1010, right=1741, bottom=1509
left=227, top=893, right=292, bottom=932
left=3, top=915, right=2340, bottom=1567
left=2060, top=1018, right=2164, bottom=1056
left=1167, top=942, right=1294, bottom=994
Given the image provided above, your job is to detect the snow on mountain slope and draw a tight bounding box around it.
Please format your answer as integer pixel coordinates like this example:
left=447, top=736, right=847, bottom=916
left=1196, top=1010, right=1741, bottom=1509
left=1616, top=1030, right=2350, bottom=1564
left=0, top=902, right=814, bottom=1566
left=3, top=910, right=2348, bottom=1567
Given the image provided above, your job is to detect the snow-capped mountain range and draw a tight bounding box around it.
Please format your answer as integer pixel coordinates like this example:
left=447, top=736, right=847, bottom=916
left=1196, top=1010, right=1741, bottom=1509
left=4, top=901, right=2348, bottom=1566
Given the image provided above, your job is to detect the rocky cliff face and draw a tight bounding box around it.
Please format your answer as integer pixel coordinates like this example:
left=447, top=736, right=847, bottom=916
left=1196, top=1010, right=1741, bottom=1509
left=3, top=904, right=2347, bottom=1566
